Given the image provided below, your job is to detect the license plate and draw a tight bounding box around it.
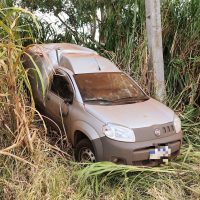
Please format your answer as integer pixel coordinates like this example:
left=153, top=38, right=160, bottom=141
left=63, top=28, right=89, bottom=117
left=149, top=146, right=171, bottom=160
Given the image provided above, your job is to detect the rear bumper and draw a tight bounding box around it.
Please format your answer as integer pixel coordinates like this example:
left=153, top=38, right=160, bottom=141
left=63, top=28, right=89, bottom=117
left=92, top=131, right=183, bottom=166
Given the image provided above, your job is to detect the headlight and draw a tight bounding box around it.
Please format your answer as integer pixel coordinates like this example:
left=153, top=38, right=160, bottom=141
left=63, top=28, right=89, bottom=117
left=102, top=123, right=135, bottom=142
left=173, top=115, right=181, bottom=133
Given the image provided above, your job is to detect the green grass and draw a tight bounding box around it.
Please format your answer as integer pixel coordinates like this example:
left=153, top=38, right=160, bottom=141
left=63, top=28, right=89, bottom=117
left=1, top=139, right=200, bottom=200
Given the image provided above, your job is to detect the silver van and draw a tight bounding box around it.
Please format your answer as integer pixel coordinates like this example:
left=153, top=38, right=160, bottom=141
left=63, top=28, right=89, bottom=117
left=24, top=43, right=183, bottom=166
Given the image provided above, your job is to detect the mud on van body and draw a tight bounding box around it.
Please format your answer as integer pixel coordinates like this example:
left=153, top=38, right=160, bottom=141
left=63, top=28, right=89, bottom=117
left=23, top=43, right=183, bottom=166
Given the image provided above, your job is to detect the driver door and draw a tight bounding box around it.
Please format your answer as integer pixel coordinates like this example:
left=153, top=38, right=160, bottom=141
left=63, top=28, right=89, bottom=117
left=44, top=71, right=73, bottom=134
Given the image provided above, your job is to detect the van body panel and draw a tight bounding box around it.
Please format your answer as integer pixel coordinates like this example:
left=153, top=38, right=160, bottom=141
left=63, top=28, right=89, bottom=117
left=69, top=100, right=105, bottom=143
left=95, top=131, right=182, bottom=166
left=84, top=98, right=174, bottom=128
left=60, top=54, right=120, bottom=74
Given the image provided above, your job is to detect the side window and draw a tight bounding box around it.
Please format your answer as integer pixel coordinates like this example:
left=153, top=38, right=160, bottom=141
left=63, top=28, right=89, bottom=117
left=51, top=74, right=73, bottom=100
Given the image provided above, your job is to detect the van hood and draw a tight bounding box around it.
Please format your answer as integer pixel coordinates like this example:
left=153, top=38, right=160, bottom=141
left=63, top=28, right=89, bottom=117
left=85, top=98, right=174, bottom=128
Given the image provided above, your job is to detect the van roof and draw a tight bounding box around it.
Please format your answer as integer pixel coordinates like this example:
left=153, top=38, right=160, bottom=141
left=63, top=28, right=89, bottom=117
left=26, top=43, right=120, bottom=74
left=28, top=43, right=98, bottom=55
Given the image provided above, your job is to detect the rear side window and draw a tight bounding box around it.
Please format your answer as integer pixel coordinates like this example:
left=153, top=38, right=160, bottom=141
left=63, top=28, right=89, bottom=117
left=51, top=74, right=72, bottom=99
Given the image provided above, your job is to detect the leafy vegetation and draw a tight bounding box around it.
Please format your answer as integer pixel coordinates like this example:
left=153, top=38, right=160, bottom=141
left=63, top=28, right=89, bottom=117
left=0, top=0, right=200, bottom=200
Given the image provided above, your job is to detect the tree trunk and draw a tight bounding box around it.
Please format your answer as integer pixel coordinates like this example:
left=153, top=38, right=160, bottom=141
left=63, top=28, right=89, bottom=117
left=145, top=0, right=166, bottom=102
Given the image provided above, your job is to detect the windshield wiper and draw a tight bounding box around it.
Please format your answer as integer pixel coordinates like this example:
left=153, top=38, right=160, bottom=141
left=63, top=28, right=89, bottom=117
left=84, top=98, right=113, bottom=104
left=84, top=97, right=149, bottom=104
left=112, top=96, right=149, bottom=103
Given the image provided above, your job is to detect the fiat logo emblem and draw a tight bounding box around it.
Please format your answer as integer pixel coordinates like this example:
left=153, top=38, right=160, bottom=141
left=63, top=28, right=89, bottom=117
left=154, top=128, right=161, bottom=136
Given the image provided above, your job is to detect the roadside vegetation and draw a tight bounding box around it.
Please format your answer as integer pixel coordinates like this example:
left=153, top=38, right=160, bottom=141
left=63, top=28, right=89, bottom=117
left=0, top=0, right=200, bottom=199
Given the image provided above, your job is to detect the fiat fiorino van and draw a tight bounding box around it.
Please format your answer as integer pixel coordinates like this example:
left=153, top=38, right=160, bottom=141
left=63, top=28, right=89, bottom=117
left=23, top=43, right=183, bottom=166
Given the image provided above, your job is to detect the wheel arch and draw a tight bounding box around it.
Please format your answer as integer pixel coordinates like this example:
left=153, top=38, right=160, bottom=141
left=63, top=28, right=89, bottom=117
left=71, top=121, right=100, bottom=146
left=72, top=121, right=104, bottom=161
left=74, top=130, right=89, bottom=146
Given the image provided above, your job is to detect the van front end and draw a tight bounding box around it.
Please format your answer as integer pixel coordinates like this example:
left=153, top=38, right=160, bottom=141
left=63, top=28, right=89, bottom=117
left=92, top=123, right=183, bottom=166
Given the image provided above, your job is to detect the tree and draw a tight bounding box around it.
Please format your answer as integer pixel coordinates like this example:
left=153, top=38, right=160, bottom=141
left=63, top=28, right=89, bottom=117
left=17, top=1, right=144, bottom=47
left=145, top=0, right=166, bottom=102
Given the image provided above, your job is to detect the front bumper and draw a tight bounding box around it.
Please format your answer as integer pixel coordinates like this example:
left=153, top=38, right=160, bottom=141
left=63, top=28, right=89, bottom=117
left=92, top=131, right=183, bottom=166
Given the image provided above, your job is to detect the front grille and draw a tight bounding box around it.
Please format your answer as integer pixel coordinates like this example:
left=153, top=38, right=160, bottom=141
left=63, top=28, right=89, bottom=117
left=162, top=125, right=174, bottom=133
left=133, top=123, right=176, bottom=142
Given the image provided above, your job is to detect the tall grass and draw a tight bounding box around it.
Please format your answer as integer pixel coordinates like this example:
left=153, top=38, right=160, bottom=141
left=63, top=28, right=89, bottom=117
left=0, top=5, right=39, bottom=154
left=163, top=0, right=200, bottom=105
left=98, top=0, right=200, bottom=105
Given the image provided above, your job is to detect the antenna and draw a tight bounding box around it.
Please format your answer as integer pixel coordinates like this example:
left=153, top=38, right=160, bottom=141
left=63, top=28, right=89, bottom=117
left=56, top=49, right=60, bottom=65
left=94, top=57, right=101, bottom=71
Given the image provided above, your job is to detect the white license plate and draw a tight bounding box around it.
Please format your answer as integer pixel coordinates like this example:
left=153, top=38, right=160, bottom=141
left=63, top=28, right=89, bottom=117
left=149, top=146, right=171, bottom=160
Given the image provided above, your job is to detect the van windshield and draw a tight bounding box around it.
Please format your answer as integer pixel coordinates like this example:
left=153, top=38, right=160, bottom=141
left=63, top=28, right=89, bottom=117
left=74, top=72, right=149, bottom=105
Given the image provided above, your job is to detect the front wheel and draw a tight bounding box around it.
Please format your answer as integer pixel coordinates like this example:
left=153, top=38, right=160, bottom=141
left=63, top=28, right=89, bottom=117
left=75, top=138, right=96, bottom=163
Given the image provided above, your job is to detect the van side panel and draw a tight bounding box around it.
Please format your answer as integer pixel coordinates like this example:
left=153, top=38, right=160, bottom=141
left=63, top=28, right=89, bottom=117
left=71, top=121, right=104, bottom=161
left=71, top=121, right=100, bottom=143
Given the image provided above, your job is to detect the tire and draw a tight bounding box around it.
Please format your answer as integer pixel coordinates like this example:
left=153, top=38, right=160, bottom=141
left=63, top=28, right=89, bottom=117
left=75, top=138, right=96, bottom=163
